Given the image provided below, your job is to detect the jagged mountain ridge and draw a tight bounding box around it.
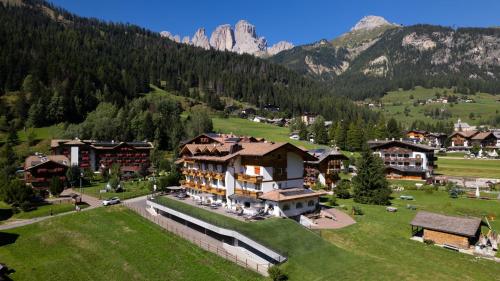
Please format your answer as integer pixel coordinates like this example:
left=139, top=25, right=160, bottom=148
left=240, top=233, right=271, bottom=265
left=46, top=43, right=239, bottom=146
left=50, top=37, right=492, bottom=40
left=161, top=20, right=294, bottom=56
left=269, top=16, right=500, bottom=98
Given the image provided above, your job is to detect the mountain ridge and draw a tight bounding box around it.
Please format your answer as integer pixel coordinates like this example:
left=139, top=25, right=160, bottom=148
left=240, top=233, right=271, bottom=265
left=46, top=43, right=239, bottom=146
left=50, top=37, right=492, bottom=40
left=161, top=20, right=294, bottom=56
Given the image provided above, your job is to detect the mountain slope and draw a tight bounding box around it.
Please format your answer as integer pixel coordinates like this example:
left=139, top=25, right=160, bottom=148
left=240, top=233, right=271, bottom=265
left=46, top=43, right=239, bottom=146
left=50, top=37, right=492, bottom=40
left=0, top=0, right=378, bottom=126
left=269, top=16, right=500, bottom=99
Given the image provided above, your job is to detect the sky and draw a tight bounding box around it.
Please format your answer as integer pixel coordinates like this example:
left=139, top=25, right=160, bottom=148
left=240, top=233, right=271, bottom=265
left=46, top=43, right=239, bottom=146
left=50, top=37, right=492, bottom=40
left=50, top=0, right=500, bottom=46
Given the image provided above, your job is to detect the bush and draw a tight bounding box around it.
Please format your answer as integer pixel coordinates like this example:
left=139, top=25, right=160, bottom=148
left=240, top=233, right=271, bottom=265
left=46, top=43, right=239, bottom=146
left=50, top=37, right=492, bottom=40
left=327, top=195, right=337, bottom=206
left=20, top=201, right=32, bottom=212
left=352, top=205, right=364, bottom=215
left=49, top=176, right=64, bottom=197
left=268, top=266, right=288, bottom=281
left=424, top=239, right=435, bottom=245
left=335, top=180, right=351, bottom=199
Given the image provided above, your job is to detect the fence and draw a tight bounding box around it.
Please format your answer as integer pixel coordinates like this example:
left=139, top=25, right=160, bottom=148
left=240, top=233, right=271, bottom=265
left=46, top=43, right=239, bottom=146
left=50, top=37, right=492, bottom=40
left=124, top=202, right=271, bottom=276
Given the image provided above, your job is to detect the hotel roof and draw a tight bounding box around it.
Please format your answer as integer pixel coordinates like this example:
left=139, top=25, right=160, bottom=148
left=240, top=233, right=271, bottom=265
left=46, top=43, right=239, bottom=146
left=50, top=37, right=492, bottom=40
left=259, top=188, right=326, bottom=202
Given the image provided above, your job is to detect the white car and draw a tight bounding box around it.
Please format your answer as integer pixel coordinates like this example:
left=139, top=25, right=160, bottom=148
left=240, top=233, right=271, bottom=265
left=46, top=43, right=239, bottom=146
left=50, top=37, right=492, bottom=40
left=102, top=197, right=120, bottom=206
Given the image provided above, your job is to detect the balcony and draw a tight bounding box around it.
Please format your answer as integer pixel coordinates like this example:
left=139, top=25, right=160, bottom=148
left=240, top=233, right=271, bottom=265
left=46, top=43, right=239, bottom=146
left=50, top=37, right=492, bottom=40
left=234, top=188, right=263, bottom=198
left=235, top=173, right=263, bottom=184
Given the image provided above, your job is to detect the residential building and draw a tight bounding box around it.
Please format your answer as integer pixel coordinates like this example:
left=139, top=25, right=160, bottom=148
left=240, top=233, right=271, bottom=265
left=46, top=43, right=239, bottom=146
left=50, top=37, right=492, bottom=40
left=24, top=154, right=69, bottom=191
left=368, top=139, right=436, bottom=180
left=51, top=139, right=153, bottom=173
left=405, top=130, right=447, bottom=148
left=406, top=130, right=427, bottom=142
left=470, top=131, right=500, bottom=148
left=300, top=112, right=317, bottom=126
left=176, top=133, right=322, bottom=218
left=304, top=148, right=349, bottom=189
left=411, top=211, right=482, bottom=249
left=449, top=131, right=479, bottom=149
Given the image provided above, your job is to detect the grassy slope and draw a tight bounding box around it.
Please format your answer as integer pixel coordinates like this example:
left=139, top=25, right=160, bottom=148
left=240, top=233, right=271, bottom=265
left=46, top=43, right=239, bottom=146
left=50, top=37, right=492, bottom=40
left=154, top=194, right=500, bottom=280
left=0, top=206, right=262, bottom=281
left=324, top=190, right=500, bottom=281
left=372, top=87, right=500, bottom=126
left=436, top=158, right=500, bottom=178
left=212, top=117, right=324, bottom=150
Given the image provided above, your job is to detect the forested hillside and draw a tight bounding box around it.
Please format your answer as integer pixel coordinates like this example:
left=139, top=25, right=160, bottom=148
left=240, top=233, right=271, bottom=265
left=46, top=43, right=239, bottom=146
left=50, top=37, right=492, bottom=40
left=0, top=0, right=378, bottom=129
left=271, top=23, right=500, bottom=100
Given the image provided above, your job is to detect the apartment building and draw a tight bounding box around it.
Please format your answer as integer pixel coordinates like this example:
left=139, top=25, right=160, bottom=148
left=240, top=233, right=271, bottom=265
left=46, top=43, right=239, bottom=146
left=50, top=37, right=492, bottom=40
left=304, top=148, right=349, bottom=189
left=51, top=139, right=153, bottom=173
left=176, top=134, right=322, bottom=217
left=368, top=139, right=437, bottom=180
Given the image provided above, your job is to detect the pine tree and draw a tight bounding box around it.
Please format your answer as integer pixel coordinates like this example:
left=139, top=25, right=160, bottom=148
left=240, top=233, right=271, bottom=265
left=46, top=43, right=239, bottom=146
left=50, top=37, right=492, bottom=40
left=352, top=146, right=391, bottom=205
left=387, top=118, right=401, bottom=139
left=346, top=121, right=363, bottom=151
left=311, top=116, right=328, bottom=144
left=334, top=122, right=348, bottom=150
left=49, top=176, right=64, bottom=197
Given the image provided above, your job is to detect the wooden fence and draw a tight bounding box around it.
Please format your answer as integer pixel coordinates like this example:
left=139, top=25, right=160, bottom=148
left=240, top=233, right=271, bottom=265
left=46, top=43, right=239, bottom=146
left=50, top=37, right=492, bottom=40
left=124, top=202, right=271, bottom=276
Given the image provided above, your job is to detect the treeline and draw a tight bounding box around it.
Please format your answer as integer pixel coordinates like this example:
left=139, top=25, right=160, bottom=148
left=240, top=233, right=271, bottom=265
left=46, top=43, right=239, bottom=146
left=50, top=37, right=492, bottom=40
left=0, top=0, right=380, bottom=132
left=290, top=116, right=405, bottom=151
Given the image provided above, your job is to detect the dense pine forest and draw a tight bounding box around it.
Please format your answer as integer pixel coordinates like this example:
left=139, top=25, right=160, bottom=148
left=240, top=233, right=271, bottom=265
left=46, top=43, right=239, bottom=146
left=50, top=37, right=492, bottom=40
left=0, top=0, right=379, bottom=134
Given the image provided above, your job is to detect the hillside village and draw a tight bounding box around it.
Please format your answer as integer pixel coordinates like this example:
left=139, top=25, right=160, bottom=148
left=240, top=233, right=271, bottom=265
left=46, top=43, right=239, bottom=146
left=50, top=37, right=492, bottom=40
left=1, top=0, right=500, bottom=280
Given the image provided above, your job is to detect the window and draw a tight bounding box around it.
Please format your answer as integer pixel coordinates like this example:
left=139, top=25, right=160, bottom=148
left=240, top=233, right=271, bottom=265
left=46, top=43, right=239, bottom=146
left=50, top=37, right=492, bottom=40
left=211, top=179, right=217, bottom=186
left=255, top=184, right=261, bottom=190
left=244, top=202, right=251, bottom=208
left=296, top=202, right=303, bottom=209
left=282, top=204, right=290, bottom=211
left=308, top=200, right=315, bottom=207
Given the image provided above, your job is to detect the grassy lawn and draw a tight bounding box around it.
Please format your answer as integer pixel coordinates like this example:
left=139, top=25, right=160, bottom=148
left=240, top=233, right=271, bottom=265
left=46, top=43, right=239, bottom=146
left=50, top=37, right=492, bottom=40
left=436, top=158, right=500, bottom=178
left=371, top=87, right=500, bottom=126
left=0, top=206, right=261, bottom=281
left=322, top=190, right=500, bottom=281
left=154, top=194, right=500, bottom=280
left=0, top=201, right=88, bottom=223
left=83, top=181, right=152, bottom=200
left=14, top=202, right=88, bottom=220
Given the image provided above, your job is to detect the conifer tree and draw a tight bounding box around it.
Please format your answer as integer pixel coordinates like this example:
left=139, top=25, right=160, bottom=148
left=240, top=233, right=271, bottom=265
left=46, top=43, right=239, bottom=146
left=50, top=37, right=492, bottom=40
left=352, top=146, right=391, bottom=205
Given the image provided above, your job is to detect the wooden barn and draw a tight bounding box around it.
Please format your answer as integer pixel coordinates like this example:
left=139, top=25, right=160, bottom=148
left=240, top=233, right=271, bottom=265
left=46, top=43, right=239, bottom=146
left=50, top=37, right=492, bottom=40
left=410, top=211, right=483, bottom=249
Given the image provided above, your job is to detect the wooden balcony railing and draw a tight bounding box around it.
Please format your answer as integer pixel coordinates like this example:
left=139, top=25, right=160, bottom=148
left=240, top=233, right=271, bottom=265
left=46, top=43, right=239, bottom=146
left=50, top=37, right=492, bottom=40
left=234, top=188, right=263, bottom=198
left=235, top=173, right=263, bottom=184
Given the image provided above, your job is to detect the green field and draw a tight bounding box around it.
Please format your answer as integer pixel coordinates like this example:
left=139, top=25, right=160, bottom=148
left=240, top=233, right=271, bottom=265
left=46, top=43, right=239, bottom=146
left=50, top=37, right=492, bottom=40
left=0, top=206, right=261, bottom=281
left=212, top=117, right=324, bottom=149
left=0, top=201, right=88, bottom=224
left=154, top=192, right=500, bottom=280
left=372, top=87, right=500, bottom=126
left=83, top=181, right=152, bottom=200
left=436, top=158, right=500, bottom=178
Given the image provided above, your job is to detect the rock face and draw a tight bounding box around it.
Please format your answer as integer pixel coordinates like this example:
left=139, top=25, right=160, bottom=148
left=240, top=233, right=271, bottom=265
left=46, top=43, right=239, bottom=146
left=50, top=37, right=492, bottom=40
left=268, top=41, right=295, bottom=56
left=160, top=20, right=293, bottom=56
left=232, top=20, right=267, bottom=54
left=209, top=24, right=234, bottom=51
left=191, top=28, right=210, bottom=50
left=350, top=15, right=395, bottom=31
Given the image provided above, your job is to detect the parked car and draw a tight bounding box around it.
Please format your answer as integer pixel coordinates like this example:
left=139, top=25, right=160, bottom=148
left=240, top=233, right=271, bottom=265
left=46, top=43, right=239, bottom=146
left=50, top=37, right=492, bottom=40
left=102, top=197, right=120, bottom=206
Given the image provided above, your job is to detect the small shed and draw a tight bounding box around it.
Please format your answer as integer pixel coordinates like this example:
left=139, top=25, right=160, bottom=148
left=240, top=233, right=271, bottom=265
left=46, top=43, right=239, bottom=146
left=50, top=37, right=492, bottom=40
left=410, top=211, right=483, bottom=249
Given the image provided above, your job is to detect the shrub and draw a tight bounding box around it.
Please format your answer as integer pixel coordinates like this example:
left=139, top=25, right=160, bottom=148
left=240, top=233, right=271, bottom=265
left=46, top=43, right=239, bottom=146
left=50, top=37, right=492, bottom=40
left=268, top=266, right=288, bottom=281
left=424, top=239, right=435, bottom=245
left=49, top=176, right=64, bottom=197
left=352, top=205, right=364, bottom=215
left=20, top=201, right=32, bottom=212
left=327, top=195, right=337, bottom=206
left=335, top=179, right=351, bottom=199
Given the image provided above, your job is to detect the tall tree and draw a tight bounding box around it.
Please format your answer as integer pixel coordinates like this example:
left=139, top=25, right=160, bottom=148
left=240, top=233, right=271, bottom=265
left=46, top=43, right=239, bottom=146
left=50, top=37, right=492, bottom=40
left=387, top=118, right=401, bottom=139
left=352, top=147, right=391, bottom=205
left=311, top=116, right=328, bottom=144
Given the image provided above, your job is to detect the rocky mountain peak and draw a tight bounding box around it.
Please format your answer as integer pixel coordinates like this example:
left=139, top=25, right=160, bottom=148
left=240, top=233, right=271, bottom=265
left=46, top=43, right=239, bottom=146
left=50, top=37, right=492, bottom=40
left=350, top=15, right=395, bottom=31
left=191, top=28, right=210, bottom=50
left=161, top=20, right=293, bottom=56
left=210, top=24, right=235, bottom=51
